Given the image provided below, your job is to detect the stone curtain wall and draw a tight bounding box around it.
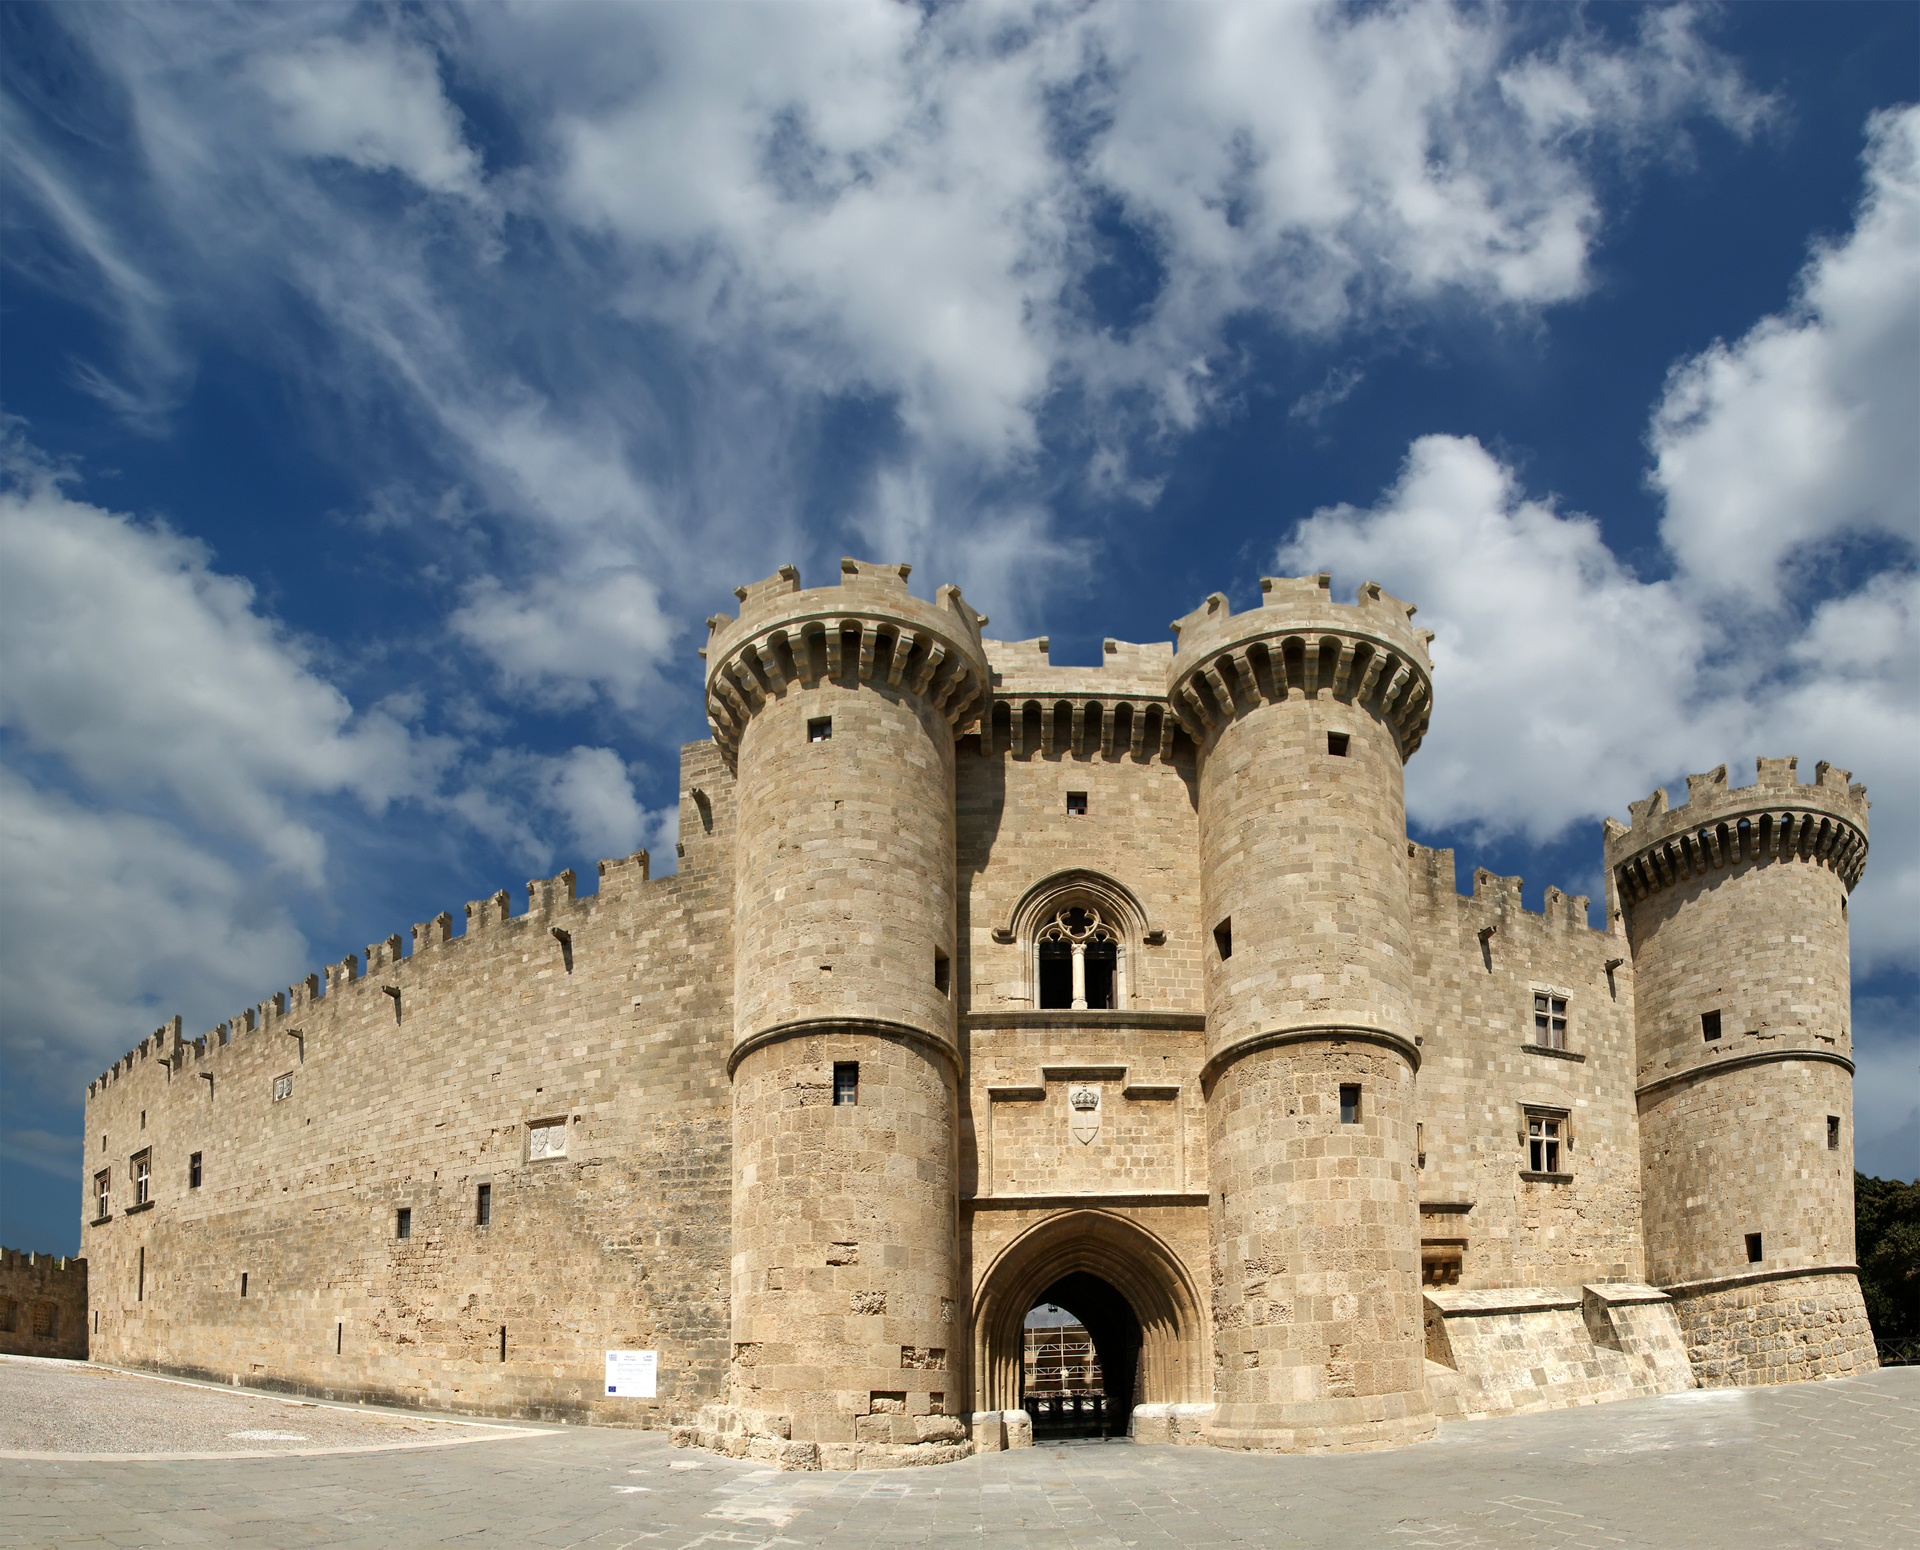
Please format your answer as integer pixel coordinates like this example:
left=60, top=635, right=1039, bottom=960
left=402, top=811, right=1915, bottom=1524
left=0, top=1248, right=88, bottom=1360
left=1665, top=1269, right=1879, bottom=1386
left=1406, top=846, right=1646, bottom=1288
left=79, top=744, right=737, bottom=1424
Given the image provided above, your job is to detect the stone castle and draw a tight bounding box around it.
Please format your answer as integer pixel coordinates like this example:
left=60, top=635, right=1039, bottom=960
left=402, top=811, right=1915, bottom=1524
left=80, top=563, right=1878, bottom=1468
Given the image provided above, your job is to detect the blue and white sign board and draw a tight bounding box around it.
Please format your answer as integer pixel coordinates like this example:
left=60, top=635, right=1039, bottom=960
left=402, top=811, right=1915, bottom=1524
left=605, top=1349, right=658, bottom=1398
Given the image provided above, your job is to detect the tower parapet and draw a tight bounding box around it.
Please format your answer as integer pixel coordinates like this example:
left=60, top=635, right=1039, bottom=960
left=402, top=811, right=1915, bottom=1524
left=1166, top=574, right=1433, bottom=760
left=1610, top=756, right=1876, bottom=1387
left=703, top=559, right=989, bottom=770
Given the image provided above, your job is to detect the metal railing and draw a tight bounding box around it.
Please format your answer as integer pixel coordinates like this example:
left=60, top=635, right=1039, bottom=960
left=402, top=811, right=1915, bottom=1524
left=1874, top=1338, right=1919, bottom=1367
left=1024, top=1392, right=1109, bottom=1437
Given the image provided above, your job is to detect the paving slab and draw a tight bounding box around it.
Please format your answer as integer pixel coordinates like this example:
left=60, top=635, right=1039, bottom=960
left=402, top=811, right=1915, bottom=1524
left=2, top=1357, right=1915, bottom=1547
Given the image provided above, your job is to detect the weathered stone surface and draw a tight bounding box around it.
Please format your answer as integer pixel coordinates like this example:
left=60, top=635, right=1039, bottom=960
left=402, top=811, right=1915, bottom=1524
left=0, top=1248, right=87, bottom=1360
left=78, top=569, right=1875, bottom=1466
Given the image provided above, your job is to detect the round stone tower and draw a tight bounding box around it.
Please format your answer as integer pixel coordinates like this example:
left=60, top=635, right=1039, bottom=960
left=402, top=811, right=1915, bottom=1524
left=702, top=558, right=989, bottom=1463
left=1173, top=574, right=1436, bottom=1452
left=1606, top=757, right=1878, bottom=1386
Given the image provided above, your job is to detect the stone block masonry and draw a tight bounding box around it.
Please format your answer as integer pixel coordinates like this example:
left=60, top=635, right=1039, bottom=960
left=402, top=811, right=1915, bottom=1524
left=0, top=1248, right=87, bottom=1360
left=83, top=563, right=1877, bottom=1462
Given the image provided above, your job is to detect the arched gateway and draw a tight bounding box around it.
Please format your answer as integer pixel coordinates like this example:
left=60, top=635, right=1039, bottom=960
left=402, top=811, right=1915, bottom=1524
left=972, top=1210, right=1207, bottom=1429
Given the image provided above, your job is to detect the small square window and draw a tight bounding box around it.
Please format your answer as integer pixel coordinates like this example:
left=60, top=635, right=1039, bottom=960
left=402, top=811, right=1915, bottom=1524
left=1327, top=732, right=1350, bottom=757
left=1827, top=1115, right=1840, bottom=1150
left=396, top=1208, right=412, bottom=1240
left=1213, top=918, right=1232, bottom=960
left=807, top=717, right=832, bottom=742
left=272, top=1072, right=293, bottom=1102
left=1339, top=1085, right=1361, bottom=1124
left=1533, top=993, right=1568, bottom=1049
left=1745, top=1232, right=1763, bottom=1264
left=477, top=1183, right=491, bottom=1226
left=1066, top=791, right=1088, bottom=815
left=833, top=1062, right=859, bottom=1106
left=189, top=1153, right=202, bottom=1189
left=1702, top=1010, right=1722, bottom=1041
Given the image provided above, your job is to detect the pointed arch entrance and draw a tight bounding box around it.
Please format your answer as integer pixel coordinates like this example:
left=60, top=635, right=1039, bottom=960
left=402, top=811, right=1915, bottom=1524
left=972, top=1210, right=1206, bottom=1434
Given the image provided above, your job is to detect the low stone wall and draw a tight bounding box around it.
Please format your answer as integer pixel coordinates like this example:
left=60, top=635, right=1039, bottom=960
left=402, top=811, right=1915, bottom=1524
left=1664, top=1267, right=1878, bottom=1387
left=0, top=1249, right=87, bottom=1361
left=1423, top=1283, right=1694, bottom=1421
left=672, top=1402, right=972, bottom=1471
left=1129, top=1402, right=1213, bottom=1444
left=968, top=1408, right=1033, bottom=1452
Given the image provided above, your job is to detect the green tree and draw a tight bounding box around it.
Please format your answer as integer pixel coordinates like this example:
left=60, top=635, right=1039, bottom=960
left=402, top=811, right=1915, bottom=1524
left=1855, top=1172, right=1920, bottom=1346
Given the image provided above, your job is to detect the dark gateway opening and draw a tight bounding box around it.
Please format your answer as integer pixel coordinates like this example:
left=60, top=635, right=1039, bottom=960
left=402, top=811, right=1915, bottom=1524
left=1021, top=1271, right=1142, bottom=1439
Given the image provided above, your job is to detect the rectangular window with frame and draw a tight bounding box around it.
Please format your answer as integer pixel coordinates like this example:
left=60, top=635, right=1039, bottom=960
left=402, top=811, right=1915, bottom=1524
left=1533, top=992, right=1568, bottom=1049
left=1065, top=791, right=1088, bottom=815
left=1702, top=1009, right=1722, bottom=1041
left=1827, top=1115, right=1840, bottom=1150
left=833, top=1062, right=859, bottom=1106
left=94, top=1169, right=110, bottom=1220
left=1525, top=1109, right=1568, bottom=1176
left=1339, top=1084, right=1361, bottom=1124
left=476, top=1183, right=491, bottom=1226
left=396, top=1208, right=412, bottom=1240
left=131, top=1149, right=151, bottom=1206
left=189, top=1152, right=202, bottom=1189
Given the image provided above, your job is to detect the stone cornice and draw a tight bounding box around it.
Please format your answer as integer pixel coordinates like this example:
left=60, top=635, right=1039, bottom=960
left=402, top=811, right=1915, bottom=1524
left=1659, top=1263, right=1861, bottom=1301
left=1199, top=1023, right=1422, bottom=1086
left=1634, top=1046, right=1854, bottom=1101
left=727, top=1016, right=960, bottom=1081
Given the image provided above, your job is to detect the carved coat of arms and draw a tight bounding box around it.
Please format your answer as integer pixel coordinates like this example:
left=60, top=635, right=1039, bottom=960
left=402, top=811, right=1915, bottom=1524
left=1068, top=1084, right=1101, bottom=1145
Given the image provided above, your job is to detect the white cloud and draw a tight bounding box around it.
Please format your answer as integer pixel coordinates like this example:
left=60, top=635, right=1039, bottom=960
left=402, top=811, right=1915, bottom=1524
left=0, top=451, right=443, bottom=878
left=251, top=35, right=482, bottom=198
left=1274, top=107, right=1920, bottom=978
left=0, top=767, right=310, bottom=1089
left=450, top=569, right=678, bottom=712
left=1649, top=105, right=1920, bottom=602
left=1280, top=434, right=1736, bottom=843
left=445, top=744, right=668, bottom=873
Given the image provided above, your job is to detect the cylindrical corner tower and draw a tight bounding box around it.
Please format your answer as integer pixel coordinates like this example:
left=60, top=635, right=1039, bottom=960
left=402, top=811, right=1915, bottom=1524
left=1176, top=574, right=1436, bottom=1452
left=1608, top=757, right=1877, bottom=1386
left=704, top=558, right=989, bottom=1459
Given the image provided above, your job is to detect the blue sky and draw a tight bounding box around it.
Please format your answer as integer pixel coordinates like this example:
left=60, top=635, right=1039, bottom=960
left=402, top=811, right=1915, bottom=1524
left=2, top=1, right=1914, bottom=1255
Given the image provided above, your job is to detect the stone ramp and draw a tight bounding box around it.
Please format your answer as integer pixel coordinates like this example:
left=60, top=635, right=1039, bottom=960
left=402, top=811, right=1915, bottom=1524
left=1423, top=1282, right=1695, bottom=1420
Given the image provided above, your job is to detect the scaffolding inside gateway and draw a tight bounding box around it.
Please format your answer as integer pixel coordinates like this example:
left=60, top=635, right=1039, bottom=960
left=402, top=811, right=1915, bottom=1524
left=1023, top=1304, right=1109, bottom=1438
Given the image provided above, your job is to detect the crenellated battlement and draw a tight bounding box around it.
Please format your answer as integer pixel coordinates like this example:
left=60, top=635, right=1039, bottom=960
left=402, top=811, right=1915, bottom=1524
left=702, top=559, right=991, bottom=766
left=1408, top=844, right=1600, bottom=935
left=1604, top=757, right=1869, bottom=904
left=1165, top=575, right=1434, bottom=759
left=88, top=851, right=657, bottom=1096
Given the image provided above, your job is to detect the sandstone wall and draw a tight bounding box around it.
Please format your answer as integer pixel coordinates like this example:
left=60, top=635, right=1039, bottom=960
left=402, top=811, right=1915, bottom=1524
left=0, top=1248, right=87, bottom=1360
left=1406, top=847, right=1645, bottom=1288
left=79, top=744, right=737, bottom=1424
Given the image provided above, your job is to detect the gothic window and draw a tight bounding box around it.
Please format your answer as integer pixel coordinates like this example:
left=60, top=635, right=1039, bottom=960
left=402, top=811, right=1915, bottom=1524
left=1036, top=905, right=1120, bottom=1010
left=1005, top=871, right=1146, bottom=1012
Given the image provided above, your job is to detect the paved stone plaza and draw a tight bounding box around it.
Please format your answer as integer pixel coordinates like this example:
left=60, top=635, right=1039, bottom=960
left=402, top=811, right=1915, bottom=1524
left=3, top=1356, right=1915, bottom=1548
